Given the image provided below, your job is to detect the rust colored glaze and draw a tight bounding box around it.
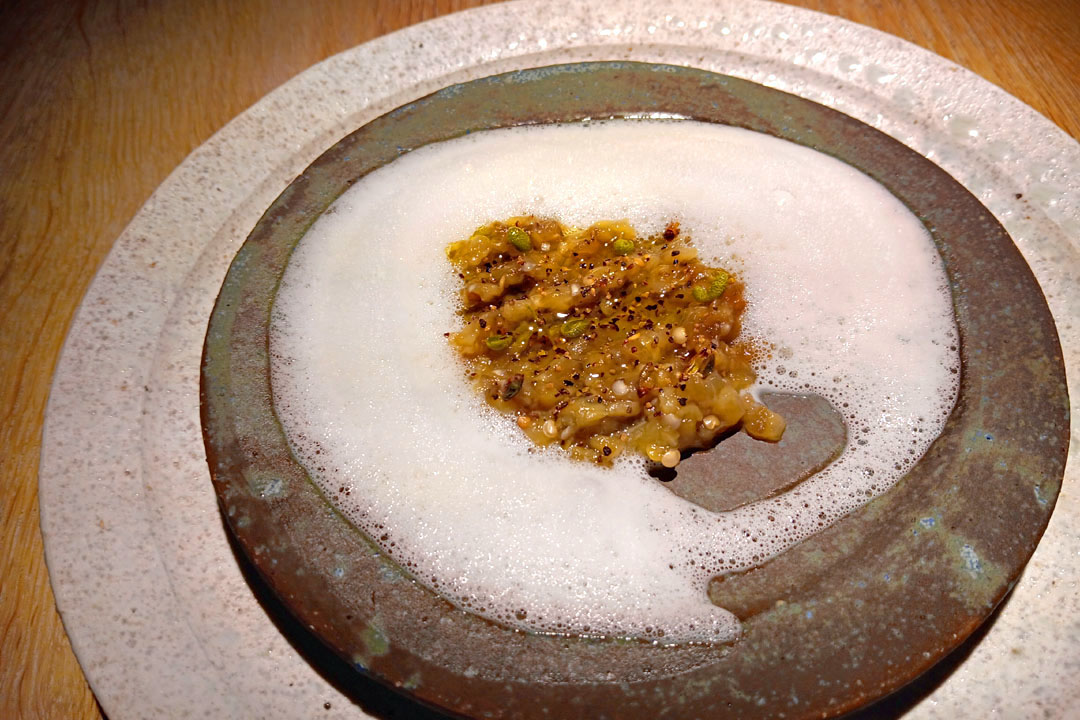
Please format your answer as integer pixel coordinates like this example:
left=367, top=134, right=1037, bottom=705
left=201, top=62, right=1069, bottom=719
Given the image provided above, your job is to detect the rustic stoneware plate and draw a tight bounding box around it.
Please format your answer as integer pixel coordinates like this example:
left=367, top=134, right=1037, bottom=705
left=201, top=62, right=1068, bottom=719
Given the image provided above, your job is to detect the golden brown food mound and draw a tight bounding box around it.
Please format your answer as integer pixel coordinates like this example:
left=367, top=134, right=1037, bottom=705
left=446, top=216, right=785, bottom=467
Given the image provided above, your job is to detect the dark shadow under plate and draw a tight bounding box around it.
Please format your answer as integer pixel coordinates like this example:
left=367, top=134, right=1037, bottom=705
left=201, top=62, right=1069, bottom=719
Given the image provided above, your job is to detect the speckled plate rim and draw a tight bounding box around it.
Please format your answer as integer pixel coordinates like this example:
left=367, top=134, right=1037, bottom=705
left=40, top=2, right=1080, bottom=719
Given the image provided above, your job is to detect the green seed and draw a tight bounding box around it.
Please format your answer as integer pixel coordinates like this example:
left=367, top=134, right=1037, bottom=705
left=486, top=334, right=512, bottom=351
left=692, top=270, right=730, bottom=302
left=710, top=270, right=731, bottom=296
left=507, top=226, right=532, bottom=252
left=701, top=353, right=715, bottom=376
left=612, top=237, right=634, bottom=255
left=560, top=318, right=590, bottom=338
left=511, top=322, right=535, bottom=352
left=502, top=375, right=523, bottom=400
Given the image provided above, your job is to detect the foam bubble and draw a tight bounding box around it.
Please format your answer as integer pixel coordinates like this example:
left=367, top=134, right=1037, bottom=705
left=269, top=121, right=959, bottom=644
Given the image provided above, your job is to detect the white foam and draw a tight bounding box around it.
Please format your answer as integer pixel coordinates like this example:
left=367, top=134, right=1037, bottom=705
left=269, top=121, right=959, bottom=644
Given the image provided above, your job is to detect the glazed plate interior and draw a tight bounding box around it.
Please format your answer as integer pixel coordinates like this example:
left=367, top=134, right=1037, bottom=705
left=201, top=62, right=1068, bottom=719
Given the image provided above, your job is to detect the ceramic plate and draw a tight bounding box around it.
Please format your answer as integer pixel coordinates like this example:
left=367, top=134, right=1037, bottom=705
left=201, top=60, right=1068, bottom=719
left=41, top=2, right=1080, bottom=718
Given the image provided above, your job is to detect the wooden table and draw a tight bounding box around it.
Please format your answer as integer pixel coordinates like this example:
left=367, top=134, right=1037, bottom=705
left=1, top=1, right=1076, bottom=717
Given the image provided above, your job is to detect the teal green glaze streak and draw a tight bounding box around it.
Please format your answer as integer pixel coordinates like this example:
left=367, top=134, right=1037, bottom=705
left=362, top=621, right=390, bottom=657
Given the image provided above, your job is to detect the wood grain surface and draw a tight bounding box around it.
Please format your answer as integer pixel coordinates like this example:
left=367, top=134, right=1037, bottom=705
left=0, top=1, right=1076, bottom=718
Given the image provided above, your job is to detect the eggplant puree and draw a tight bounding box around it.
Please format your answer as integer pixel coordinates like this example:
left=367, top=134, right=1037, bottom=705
left=447, top=216, right=785, bottom=467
